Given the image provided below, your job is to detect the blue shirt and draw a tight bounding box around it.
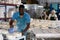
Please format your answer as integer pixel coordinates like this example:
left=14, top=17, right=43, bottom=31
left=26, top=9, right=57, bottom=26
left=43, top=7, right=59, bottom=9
left=12, top=12, right=30, bottom=32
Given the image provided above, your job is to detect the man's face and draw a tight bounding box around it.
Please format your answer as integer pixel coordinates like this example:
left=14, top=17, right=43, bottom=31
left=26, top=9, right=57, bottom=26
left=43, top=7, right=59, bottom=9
left=51, top=10, right=55, bottom=15
left=19, top=8, right=24, bottom=15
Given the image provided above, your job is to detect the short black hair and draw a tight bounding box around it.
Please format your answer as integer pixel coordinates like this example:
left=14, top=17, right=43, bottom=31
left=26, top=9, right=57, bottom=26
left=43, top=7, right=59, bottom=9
left=19, top=5, right=25, bottom=10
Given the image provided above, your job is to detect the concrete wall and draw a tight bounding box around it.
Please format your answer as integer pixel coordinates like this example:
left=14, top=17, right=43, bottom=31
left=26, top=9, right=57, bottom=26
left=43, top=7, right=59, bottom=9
left=37, top=0, right=60, bottom=5
left=47, top=0, right=60, bottom=3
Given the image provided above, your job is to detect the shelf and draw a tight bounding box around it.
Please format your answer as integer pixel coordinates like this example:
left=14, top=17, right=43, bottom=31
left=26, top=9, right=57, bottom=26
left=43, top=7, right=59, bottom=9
left=0, top=3, right=18, bottom=6
left=0, top=18, right=11, bottom=20
left=0, top=2, right=20, bottom=21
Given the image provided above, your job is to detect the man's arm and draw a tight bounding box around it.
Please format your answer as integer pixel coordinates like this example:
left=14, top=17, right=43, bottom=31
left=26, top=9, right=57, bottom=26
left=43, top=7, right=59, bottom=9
left=22, top=13, right=30, bottom=35
left=55, top=14, right=58, bottom=20
left=22, top=23, right=30, bottom=35
left=9, top=12, right=17, bottom=28
left=9, top=19, right=14, bottom=28
left=48, top=14, right=51, bottom=20
left=23, top=23, right=30, bottom=32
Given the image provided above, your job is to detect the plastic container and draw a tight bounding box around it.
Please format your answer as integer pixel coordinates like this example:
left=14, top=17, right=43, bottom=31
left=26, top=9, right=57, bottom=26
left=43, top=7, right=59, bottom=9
left=8, top=28, right=14, bottom=34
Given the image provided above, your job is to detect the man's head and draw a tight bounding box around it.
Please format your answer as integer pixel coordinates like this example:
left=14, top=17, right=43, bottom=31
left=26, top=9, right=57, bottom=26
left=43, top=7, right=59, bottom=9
left=51, top=10, right=56, bottom=15
left=19, top=5, right=25, bottom=15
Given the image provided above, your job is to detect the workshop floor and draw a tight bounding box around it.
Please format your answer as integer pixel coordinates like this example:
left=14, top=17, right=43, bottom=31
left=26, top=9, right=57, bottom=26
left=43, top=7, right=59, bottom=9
left=37, top=38, right=60, bottom=40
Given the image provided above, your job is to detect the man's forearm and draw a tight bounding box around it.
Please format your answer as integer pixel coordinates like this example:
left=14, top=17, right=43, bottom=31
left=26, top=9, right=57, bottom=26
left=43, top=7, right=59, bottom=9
left=9, top=20, right=14, bottom=28
left=23, top=23, right=30, bottom=32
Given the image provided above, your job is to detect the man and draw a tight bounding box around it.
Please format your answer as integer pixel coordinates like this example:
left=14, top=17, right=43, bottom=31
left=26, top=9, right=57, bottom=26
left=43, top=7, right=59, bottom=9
left=48, top=10, right=58, bottom=20
left=41, top=10, right=47, bottom=20
left=9, top=5, right=30, bottom=35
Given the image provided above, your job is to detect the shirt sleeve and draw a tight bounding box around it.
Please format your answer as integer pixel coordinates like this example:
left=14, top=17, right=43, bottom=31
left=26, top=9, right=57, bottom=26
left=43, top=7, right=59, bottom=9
left=55, top=14, right=57, bottom=17
left=12, top=13, right=17, bottom=20
left=25, top=14, right=30, bottom=24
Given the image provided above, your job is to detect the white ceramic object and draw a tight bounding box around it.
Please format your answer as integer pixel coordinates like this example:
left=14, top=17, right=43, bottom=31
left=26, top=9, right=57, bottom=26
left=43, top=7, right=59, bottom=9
left=0, top=34, right=3, bottom=40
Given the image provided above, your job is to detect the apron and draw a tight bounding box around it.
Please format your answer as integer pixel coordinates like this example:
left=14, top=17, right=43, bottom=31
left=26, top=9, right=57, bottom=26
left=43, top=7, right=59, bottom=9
left=50, top=16, right=56, bottom=20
